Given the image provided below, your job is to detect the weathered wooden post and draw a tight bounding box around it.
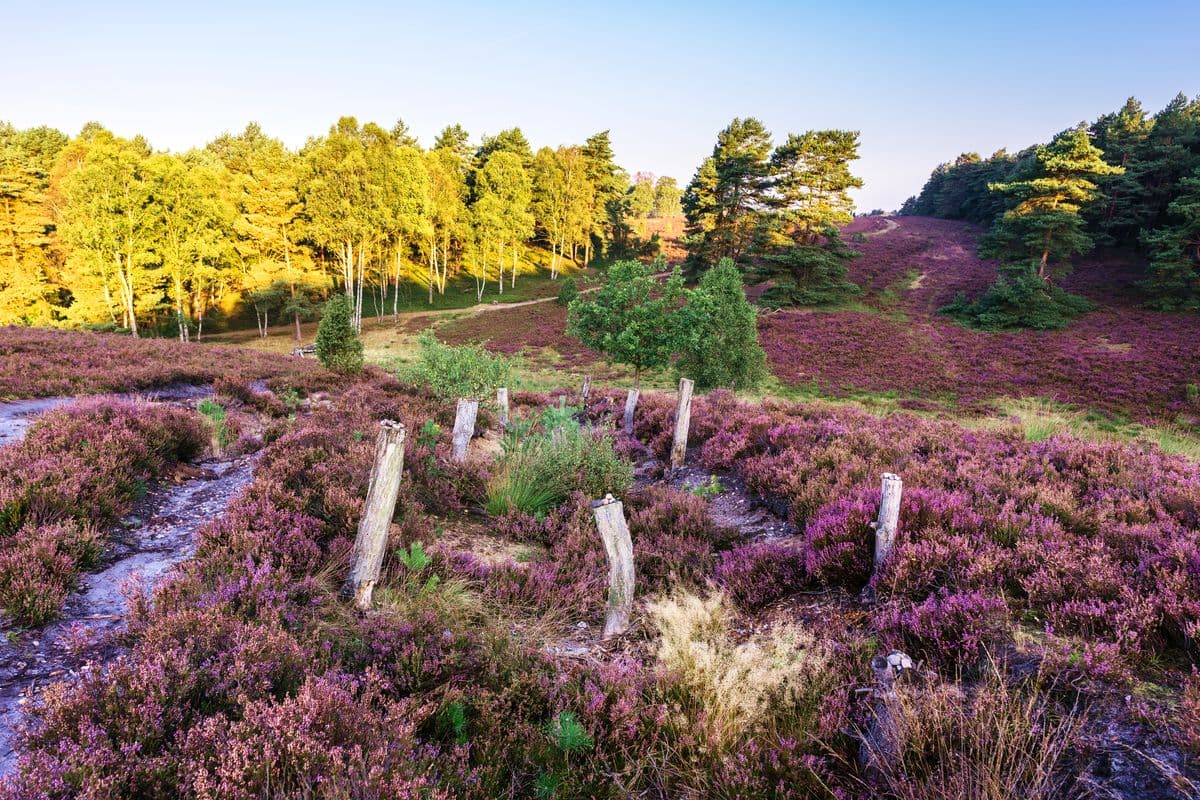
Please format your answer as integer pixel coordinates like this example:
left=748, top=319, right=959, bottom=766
left=670, top=378, right=694, bottom=470
left=578, top=375, right=592, bottom=406
left=623, top=388, right=639, bottom=435
left=343, top=420, right=407, bottom=610
left=496, top=387, right=510, bottom=430
left=872, top=473, right=903, bottom=570
left=592, top=493, right=635, bottom=639
left=860, top=650, right=917, bottom=774
left=451, top=398, right=478, bottom=463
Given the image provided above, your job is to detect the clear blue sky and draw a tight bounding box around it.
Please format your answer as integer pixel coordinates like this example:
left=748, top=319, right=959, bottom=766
left=2, top=0, right=1197, bottom=210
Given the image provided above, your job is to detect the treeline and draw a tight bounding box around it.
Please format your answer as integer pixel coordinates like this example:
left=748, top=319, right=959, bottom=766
left=903, top=93, right=1200, bottom=316
left=0, top=118, right=684, bottom=337
left=681, top=118, right=865, bottom=307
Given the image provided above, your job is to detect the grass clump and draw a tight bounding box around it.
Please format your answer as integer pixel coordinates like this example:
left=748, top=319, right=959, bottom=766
left=486, top=407, right=631, bottom=516
left=197, top=398, right=231, bottom=452
left=646, top=589, right=833, bottom=751
left=860, top=660, right=1085, bottom=800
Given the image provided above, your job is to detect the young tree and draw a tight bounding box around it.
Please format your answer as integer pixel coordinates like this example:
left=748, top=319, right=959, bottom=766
left=675, top=258, right=767, bottom=390
left=652, top=175, right=682, bottom=218
left=56, top=130, right=158, bottom=335
left=756, top=228, right=861, bottom=308
left=566, top=259, right=685, bottom=382
left=474, top=150, right=532, bottom=291
left=0, top=123, right=68, bottom=325
left=314, top=293, right=363, bottom=373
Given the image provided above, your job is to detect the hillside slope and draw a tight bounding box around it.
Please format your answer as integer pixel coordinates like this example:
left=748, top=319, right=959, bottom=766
left=759, top=216, right=1200, bottom=423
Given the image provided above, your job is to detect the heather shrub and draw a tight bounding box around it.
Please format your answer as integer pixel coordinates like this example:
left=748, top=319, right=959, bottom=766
left=0, top=521, right=100, bottom=625
left=647, top=590, right=834, bottom=752
left=715, top=539, right=807, bottom=610
left=179, top=673, right=448, bottom=800
left=802, top=488, right=878, bottom=589
left=627, top=486, right=735, bottom=592
left=876, top=590, right=1011, bottom=671
left=1181, top=671, right=1200, bottom=756
left=859, top=661, right=1086, bottom=800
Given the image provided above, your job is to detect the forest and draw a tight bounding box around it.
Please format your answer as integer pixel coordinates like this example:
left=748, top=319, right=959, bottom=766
left=0, top=118, right=683, bottom=337
left=902, top=94, right=1200, bottom=327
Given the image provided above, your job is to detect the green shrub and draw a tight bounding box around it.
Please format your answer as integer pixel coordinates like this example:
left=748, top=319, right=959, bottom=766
left=486, top=410, right=631, bottom=516
left=314, top=294, right=364, bottom=374
left=404, top=332, right=514, bottom=401
left=556, top=277, right=579, bottom=307
left=675, top=258, right=768, bottom=390
left=940, top=265, right=1094, bottom=330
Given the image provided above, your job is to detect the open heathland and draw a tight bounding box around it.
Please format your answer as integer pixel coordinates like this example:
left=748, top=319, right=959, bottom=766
left=0, top=330, right=1196, bottom=799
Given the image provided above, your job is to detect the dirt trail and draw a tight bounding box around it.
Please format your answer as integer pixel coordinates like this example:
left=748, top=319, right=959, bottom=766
left=207, top=272, right=674, bottom=347
left=0, top=456, right=253, bottom=775
left=634, top=451, right=794, bottom=539
left=863, top=217, right=900, bottom=238
left=0, top=386, right=250, bottom=776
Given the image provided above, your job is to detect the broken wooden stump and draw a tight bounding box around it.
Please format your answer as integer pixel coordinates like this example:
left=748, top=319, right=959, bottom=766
left=496, top=387, right=509, bottom=430
left=578, top=375, right=592, bottom=406
left=623, top=388, right=639, bottom=435
left=670, top=378, right=694, bottom=470
left=872, top=473, right=903, bottom=571
left=343, top=420, right=406, bottom=610
left=860, top=650, right=917, bottom=775
left=592, top=493, right=635, bottom=639
left=451, top=398, right=478, bottom=463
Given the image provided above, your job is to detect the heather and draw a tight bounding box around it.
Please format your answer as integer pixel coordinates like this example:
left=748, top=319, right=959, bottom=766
left=0, top=398, right=206, bottom=624
left=2, top=332, right=1198, bottom=798
left=0, top=326, right=326, bottom=399
left=761, top=216, right=1200, bottom=423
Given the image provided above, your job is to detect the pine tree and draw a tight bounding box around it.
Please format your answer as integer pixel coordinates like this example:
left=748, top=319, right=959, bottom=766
left=770, top=130, right=863, bottom=245
left=980, top=126, right=1124, bottom=278
left=314, top=293, right=363, bottom=373
left=1141, top=168, right=1200, bottom=310
left=755, top=228, right=861, bottom=308
left=683, top=118, right=772, bottom=267
left=675, top=258, right=767, bottom=390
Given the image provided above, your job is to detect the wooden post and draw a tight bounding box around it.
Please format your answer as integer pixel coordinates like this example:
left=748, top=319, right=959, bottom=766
left=592, top=493, right=635, bottom=639
left=496, top=387, right=509, bottom=430
left=860, top=650, right=916, bottom=774
left=670, top=378, right=694, bottom=470
left=872, top=473, right=903, bottom=570
left=578, top=375, right=592, bottom=406
left=343, top=420, right=406, bottom=610
left=451, top=398, right=478, bottom=463
left=623, top=388, right=639, bottom=435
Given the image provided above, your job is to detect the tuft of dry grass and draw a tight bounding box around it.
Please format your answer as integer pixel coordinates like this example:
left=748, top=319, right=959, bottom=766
left=859, top=658, right=1086, bottom=800
left=646, top=589, right=833, bottom=751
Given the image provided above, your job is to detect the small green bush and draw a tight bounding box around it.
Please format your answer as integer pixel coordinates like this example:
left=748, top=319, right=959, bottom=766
left=940, top=266, right=1094, bottom=330
left=404, top=332, right=514, bottom=401
left=314, top=294, right=364, bottom=374
left=556, top=277, right=579, bottom=307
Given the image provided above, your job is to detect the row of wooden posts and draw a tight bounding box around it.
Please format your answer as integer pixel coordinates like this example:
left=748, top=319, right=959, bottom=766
left=342, top=379, right=905, bottom=639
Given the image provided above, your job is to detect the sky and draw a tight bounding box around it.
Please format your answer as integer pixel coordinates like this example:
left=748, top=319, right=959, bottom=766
left=2, top=0, right=1197, bottom=210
